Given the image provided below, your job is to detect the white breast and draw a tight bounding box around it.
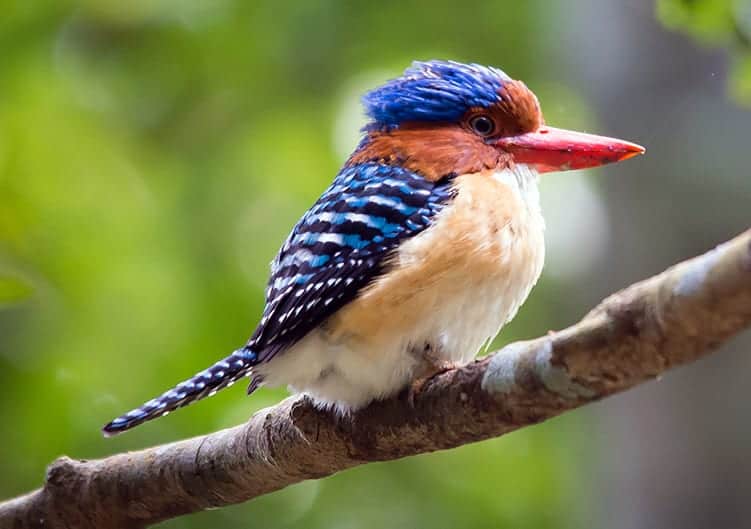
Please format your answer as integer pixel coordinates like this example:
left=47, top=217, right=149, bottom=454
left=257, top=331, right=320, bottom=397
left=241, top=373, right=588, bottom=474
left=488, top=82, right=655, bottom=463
left=257, top=165, right=546, bottom=412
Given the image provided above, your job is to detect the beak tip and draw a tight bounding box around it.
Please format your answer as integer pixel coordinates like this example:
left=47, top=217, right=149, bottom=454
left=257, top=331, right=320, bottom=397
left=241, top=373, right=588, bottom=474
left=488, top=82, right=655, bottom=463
left=620, top=142, right=646, bottom=161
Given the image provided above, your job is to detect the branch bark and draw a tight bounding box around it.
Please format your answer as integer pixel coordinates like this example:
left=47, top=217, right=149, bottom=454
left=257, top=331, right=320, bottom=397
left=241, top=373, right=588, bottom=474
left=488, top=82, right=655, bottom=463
left=2, top=229, right=750, bottom=529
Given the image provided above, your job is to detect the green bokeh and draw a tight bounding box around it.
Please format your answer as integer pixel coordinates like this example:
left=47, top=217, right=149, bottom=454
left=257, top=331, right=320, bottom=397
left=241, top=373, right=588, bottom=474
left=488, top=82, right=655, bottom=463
left=657, top=0, right=751, bottom=104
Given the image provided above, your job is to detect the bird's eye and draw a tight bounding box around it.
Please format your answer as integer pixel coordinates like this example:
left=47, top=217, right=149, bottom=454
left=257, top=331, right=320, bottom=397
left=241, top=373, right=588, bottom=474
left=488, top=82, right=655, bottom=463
left=469, top=115, right=496, bottom=137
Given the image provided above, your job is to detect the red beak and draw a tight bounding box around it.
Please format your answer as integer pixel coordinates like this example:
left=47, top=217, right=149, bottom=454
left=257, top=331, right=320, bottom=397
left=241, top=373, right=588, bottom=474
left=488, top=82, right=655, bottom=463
left=495, top=126, right=645, bottom=173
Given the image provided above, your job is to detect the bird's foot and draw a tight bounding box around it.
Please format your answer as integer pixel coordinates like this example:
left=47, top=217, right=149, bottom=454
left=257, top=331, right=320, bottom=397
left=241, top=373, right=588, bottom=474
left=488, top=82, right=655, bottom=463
left=405, top=362, right=457, bottom=407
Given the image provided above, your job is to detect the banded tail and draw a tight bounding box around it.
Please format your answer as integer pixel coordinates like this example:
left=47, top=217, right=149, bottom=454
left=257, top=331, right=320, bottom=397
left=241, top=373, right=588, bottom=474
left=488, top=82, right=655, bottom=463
left=102, top=347, right=258, bottom=437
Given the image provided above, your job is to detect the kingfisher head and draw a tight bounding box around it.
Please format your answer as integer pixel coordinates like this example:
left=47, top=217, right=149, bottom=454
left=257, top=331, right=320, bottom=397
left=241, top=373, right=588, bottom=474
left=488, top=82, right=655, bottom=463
left=349, top=60, right=644, bottom=180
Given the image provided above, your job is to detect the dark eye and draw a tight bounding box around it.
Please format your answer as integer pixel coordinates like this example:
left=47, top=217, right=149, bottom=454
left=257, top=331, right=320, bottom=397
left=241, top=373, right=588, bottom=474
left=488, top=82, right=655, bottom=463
left=469, top=115, right=496, bottom=137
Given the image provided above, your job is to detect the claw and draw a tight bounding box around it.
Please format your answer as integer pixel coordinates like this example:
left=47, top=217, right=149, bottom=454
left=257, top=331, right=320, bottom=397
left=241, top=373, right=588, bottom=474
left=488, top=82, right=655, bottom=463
left=405, top=362, right=456, bottom=407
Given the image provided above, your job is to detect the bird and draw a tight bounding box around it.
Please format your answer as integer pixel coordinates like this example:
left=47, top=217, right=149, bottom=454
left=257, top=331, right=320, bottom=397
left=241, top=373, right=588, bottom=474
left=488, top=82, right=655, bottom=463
left=103, top=60, right=644, bottom=436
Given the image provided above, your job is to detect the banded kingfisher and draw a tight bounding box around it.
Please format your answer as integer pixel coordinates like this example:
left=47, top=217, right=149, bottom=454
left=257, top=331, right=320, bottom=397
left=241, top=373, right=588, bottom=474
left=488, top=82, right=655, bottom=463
left=103, top=60, right=644, bottom=436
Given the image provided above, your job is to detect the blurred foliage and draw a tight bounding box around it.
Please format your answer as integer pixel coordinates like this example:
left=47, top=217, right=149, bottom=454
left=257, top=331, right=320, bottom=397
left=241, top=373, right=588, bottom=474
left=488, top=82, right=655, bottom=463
left=0, top=275, right=33, bottom=306
left=0, top=2, right=595, bottom=527
left=657, top=0, right=751, bottom=104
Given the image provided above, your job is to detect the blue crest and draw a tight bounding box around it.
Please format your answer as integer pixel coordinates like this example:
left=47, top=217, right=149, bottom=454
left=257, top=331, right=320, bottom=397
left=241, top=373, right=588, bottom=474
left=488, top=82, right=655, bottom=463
left=362, top=60, right=510, bottom=127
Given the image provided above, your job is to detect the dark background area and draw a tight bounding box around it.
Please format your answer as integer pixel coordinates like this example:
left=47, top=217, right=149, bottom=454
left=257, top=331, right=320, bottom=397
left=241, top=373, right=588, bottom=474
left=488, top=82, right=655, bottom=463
left=1, top=1, right=749, bottom=527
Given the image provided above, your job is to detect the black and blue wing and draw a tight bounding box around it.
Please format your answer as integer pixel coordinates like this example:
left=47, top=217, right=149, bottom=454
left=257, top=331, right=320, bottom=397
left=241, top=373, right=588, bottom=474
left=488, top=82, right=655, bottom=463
left=102, top=162, right=454, bottom=435
left=247, top=162, right=455, bottom=363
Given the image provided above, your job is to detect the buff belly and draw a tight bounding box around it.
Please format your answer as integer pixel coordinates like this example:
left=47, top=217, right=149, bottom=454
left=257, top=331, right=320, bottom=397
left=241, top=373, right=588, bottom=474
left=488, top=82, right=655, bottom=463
left=256, top=165, right=545, bottom=411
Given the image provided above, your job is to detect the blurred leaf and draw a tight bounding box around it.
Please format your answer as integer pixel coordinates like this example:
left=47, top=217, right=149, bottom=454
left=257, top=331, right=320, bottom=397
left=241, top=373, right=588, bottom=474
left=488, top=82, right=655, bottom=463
left=0, top=274, right=32, bottom=306
left=657, top=0, right=751, bottom=105
left=731, top=51, right=751, bottom=104
left=657, top=0, right=735, bottom=43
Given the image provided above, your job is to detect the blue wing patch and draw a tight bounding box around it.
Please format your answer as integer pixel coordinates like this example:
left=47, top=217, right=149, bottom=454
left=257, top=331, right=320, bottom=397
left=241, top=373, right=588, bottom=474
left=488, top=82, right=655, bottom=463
left=247, top=162, right=455, bottom=363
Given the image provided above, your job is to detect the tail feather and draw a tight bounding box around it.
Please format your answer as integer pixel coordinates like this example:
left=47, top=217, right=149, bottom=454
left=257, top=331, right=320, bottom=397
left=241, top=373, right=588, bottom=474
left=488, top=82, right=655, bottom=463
left=102, top=347, right=257, bottom=437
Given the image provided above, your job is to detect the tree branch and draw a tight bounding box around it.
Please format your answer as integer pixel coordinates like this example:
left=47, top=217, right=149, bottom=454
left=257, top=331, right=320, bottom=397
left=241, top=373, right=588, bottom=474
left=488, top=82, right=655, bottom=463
left=2, top=229, right=750, bottom=529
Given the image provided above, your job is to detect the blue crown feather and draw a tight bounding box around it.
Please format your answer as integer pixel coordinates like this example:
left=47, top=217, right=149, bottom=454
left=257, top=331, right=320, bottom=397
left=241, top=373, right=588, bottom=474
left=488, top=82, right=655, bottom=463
left=362, top=60, right=510, bottom=127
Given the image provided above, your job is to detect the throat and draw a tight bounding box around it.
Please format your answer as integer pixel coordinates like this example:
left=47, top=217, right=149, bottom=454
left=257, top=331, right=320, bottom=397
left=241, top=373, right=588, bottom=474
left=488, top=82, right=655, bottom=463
left=491, top=164, right=541, bottom=214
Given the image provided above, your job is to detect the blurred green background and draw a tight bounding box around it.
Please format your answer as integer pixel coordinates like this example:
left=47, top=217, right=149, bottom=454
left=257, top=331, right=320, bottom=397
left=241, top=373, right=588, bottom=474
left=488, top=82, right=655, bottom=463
left=1, top=1, right=750, bottom=528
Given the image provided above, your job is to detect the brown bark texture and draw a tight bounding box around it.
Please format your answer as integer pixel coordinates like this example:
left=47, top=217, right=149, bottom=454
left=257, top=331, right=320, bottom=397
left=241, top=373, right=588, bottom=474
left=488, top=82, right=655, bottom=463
left=1, top=229, right=750, bottom=529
